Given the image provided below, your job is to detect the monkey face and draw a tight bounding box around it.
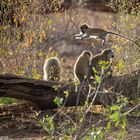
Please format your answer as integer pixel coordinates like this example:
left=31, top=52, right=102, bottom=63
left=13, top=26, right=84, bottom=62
left=102, top=49, right=114, bottom=59
left=107, top=50, right=114, bottom=59
left=80, top=24, right=89, bottom=33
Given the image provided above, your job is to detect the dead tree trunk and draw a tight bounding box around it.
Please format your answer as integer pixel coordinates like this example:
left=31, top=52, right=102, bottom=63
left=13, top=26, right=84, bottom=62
left=0, top=70, right=139, bottom=109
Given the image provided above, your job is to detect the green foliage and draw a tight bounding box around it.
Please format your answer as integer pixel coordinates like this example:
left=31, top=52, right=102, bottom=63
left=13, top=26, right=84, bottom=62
left=94, top=74, right=101, bottom=84
left=88, top=127, right=107, bottom=140
left=74, top=81, right=80, bottom=92
left=0, top=0, right=61, bottom=80
left=111, top=1, right=140, bottom=75
left=0, top=97, right=14, bottom=105
left=38, top=114, right=55, bottom=138
left=32, top=69, right=42, bottom=79
left=54, top=96, right=63, bottom=107
left=98, top=60, right=109, bottom=69
left=116, top=59, right=125, bottom=70
left=106, top=96, right=128, bottom=139
left=64, top=90, right=69, bottom=97
left=92, top=60, right=112, bottom=84
left=48, top=19, right=53, bottom=25
left=110, top=0, right=140, bottom=15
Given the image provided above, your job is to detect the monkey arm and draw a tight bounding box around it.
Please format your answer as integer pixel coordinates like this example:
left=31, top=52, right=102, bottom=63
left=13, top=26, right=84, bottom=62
left=72, top=33, right=97, bottom=40
left=80, top=33, right=90, bottom=39
left=72, top=32, right=84, bottom=39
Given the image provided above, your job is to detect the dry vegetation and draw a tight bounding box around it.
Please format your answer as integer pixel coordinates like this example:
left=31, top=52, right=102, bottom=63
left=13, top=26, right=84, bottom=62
left=0, top=0, right=140, bottom=139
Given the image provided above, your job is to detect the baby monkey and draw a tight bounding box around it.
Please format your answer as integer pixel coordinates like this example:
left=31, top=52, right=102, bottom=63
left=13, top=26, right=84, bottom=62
left=72, top=23, right=140, bottom=48
left=74, top=50, right=92, bottom=83
left=90, top=49, right=114, bottom=81
left=43, top=57, right=61, bottom=81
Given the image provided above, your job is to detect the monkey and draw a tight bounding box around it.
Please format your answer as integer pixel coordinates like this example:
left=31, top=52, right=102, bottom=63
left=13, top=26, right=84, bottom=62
left=89, top=49, right=114, bottom=81
left=74, top=50, right=92, bottom=106
left=72, top=23, right=140, bottom=48
left=43, top=57, right=61, bottom=81
left=74, top=50, right=92, bottom=83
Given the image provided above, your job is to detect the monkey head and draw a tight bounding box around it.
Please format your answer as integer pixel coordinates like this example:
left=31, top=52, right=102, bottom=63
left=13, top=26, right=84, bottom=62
left=80, top=23, right=89, bottom=33
left=82, top=50, right=92, bottom=58
left=102, top=49, right=114, bottom=60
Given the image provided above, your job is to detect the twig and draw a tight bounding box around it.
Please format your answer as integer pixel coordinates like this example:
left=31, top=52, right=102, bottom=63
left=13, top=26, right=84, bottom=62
left=123, top=103, right=140, bottom=116
left=73, top=75, right=102, bottom=140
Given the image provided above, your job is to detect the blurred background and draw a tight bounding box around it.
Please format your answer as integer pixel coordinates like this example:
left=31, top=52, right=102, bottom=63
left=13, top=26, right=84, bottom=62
left=0, top=0, right=140, bottom=81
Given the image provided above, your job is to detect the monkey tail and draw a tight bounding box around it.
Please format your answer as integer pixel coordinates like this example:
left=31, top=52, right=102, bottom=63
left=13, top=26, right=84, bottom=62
left=108, top=32, right=140, bottom=49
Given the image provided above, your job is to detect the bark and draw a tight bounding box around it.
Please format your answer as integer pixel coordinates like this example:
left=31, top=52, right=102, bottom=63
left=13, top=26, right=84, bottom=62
left=0, top=70, right=139, bottom=109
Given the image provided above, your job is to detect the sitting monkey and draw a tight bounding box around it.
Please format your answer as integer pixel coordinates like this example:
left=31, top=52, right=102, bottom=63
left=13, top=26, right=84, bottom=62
left=74, top=50, right=92, bottom=83
left=90, top=49, right=114, bottom=81
left=43, top=57, right=61, bottom=81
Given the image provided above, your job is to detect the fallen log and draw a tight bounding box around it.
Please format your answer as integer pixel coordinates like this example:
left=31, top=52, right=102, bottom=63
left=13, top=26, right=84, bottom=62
left=0, top=70, right=139, bottom=109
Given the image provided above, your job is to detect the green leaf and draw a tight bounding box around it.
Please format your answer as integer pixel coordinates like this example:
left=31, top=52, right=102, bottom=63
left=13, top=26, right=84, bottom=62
left=95, top=75, right=101, bottom=84
left=38, top=52, right=43, bottom=58
left=0, top=97, right=14, bottom=105
left=53, top=96, right=63, bottom=107
left=110, top=112, right=120, bottom=126
left=110, top=105, right=120, bottom=111
left=106, top=122, right=111, bottom=130
left=48, top=19, right=52, bottom=25
left=64, top=90, right=69, bottom=97
left=92, top=67, right=98, bottom=74
left=118, top=59, right=125, bottom=70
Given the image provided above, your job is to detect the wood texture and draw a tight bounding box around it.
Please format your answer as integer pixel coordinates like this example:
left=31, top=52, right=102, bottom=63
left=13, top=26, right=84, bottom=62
left=0, top=70, right=139, bottom=109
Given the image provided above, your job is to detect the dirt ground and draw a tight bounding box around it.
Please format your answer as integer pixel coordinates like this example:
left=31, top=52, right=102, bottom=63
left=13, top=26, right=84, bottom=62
left=0, top=104, right=140, bottom=139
